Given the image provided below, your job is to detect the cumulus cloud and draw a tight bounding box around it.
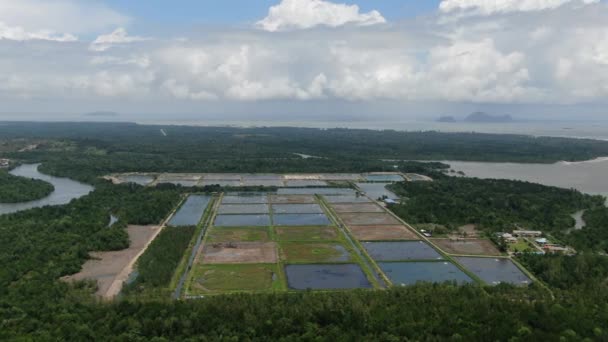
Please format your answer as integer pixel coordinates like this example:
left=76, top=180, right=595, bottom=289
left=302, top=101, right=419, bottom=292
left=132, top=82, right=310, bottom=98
left=257, top=0, right=386, bottom=32
left=89, top=28, right=150, bottom=52
left=439, top=0, right=599, bottom=15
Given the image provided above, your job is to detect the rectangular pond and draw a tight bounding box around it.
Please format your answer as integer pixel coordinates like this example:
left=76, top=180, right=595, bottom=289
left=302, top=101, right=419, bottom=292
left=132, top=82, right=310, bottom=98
left=363, top=241, right=443, bottom=261
left=284, top=180, right=328, bottom=187
left=278, top=188, right=356, bottom=195
left=272, top=204, right=323, bottom=214
left=214, top=214, right=271, bottom=227
left=168, top=195, right=212, bottom=227
left=222, top=193, right=270, bottom=204
left=455, top=257, right=532, bottom=286
left=285, top=264, right=372, bottom=290
left=356, top=183, right=398, bottom=200
left=273, top=213, right=331, bottom=226
left=379, top=261, right=473, bottom=286
left=218, top=204, right=269, bottom=214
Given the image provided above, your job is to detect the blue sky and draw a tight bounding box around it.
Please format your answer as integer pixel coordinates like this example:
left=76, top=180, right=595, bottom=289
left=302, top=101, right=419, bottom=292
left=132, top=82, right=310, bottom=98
left=105, top=0, right=441, bottom=25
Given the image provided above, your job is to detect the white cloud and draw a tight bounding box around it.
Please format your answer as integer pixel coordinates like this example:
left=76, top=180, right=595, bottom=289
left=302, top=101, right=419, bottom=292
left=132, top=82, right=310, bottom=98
left=90, top=28, right=150, bottom=52
left=257, top=0, right=386, bottom=32
left=0, top=0, right=128, bottom=35
left=0, top=21, right=77, bottom=42
left=439, top=0, right=599, bottom=15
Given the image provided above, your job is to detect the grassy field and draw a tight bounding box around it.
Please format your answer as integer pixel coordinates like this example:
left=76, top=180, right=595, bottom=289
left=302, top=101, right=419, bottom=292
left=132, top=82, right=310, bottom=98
left=280, top=242, right=353, bottom=263
left=187, top=264, right=281, bottom=295
left=509, top=239, right=536, bottom=253
left=275, top=226, right=339, bottom=242
left=206, top=227, right=270, bottom=242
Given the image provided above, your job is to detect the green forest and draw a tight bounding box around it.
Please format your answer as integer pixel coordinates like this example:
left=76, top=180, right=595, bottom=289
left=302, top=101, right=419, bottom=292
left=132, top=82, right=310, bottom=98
left=1, top=122, right=608, bottom=340
left=0, top=169, right=54, bottom=203
left=387, top=177, right=608, bottom=252
left=2, top=122, right=608, bottom=183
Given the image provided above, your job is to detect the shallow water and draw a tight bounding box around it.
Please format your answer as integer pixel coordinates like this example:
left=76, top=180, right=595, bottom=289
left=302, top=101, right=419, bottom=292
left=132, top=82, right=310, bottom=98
left=379, top=261, right=473, bottom=285
left=278, top=188, right=355, bottom=195
left=363, top=241, right=443, bottom=261
left=355, top=183, right=398, bottom=200
left=365, top=174, right=404, bottom=182
left=214, top=214, right=271, bottom=227
left=0, top=164, right=93, bottom=215
left=272, top=204, right=323, bottom=214
left=446, top=159, right=608, bottom=203
left=168, top=195, right=211, bottom=226
left=455, top=257, right=531, bottom=286
left=273, top=213, right=331, bottom=226
left=285, top=264, right=372, bottom=290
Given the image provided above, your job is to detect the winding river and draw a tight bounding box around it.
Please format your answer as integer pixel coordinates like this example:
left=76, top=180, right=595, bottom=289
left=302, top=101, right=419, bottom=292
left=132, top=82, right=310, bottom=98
left=0, top=164, right=93, bottom=215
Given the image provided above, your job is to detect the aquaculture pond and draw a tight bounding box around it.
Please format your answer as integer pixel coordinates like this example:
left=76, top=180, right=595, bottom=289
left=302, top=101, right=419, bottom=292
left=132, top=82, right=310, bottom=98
left=379, top=262, right=473, bottom=286
left=278, top=188, right=355, bottom=195
left=284, top=180, right=328, bottom=187
left=285, top=264, right=372, bottom=290
left=168, top=195, right=211, bottom=227
left=272, top=204, right=323, bottom=214
left=356, top=183, right=398, bottom=200
left=214, top=214, right=271, bottom=227
left=222, top=193, right=270, bottom=204
left=455, top=257, right=532, bottom=286
left=273, top=214, right=331, bottom=226
left=218, top=204, right=269, bottom=214
left=363, top=241, right=443, bottom=261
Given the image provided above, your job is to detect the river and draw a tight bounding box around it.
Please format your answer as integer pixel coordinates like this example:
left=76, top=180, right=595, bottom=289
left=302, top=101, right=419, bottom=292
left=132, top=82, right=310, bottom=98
left=445, top=158, right=608, bottom=204
left=0, top=164, right=93, bottom=215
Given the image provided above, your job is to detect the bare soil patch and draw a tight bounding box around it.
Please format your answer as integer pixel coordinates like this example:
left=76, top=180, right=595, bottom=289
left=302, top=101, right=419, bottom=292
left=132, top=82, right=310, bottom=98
left=339, top=212, right=401, bottom=226
left=431, top=238, right=501, bottom=256
left=200, top=242, right=278, bottom=264
left=349, top=225, right=419, bottom=241
left=331, top=203, right=384, bottom=213
left=62, top=225, right=160, bottom=298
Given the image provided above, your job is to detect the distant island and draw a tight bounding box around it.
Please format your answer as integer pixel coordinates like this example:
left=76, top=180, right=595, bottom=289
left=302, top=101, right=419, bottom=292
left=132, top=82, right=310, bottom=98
left=437, top=112, right=514, bottom=123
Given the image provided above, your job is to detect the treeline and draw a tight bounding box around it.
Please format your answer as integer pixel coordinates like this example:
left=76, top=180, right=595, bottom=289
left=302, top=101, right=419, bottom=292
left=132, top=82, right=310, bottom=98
left=0, top=183, right=181, bottom=293
left=0, top=169, right=54, bottom=203
left=4, top=122, right=608, bottom=182
left=124, top=225, right=196, bottom=296
left=568, top=207, right=608, bottom=253
left=387, top=177, right=605, bottom=246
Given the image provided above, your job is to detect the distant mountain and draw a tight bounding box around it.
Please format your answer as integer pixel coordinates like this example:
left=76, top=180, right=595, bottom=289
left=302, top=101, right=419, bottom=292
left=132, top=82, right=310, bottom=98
left=464, top=112, right=513, bottom=123
left=84, top=111, right=119, bottom=117
left=437, top=116, right=457, bottom=123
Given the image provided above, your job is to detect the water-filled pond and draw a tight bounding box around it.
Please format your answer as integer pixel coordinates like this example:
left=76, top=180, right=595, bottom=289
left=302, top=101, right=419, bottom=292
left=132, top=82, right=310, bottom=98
left=273, top=213, right=331, bottom=226
left=278, top=188, right=355, bottom=195
left=0, top=164, right=93, bottom=215
left=272, top=204, right=323, bottom=214
left=222, top=193, right=270, bottom=204
left=455, top=257, right=532, bottom=286
left=285, top=264, right=372, bottom=290
left=379, top=261, right=473, bottom=285
left=363, top=241, right=443, bottom=261
left=214, top=214, right=271, bottom=227
left=356, top=183, right=398, bottom=200
left=168, top=195, right=211, bottom=226
left=218, top=204, right=269, bottom=214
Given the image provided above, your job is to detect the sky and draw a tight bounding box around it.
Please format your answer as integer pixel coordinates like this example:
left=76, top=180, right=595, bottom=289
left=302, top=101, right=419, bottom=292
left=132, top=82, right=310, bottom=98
left=1, top=0, right=608, bottom=122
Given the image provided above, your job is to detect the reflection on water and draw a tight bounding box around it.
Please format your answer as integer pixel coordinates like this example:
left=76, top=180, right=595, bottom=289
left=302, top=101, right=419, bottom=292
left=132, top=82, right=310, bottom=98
left=446, top=159, right=608, bottom=204
left=0, top=164, right=93, bottom=215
